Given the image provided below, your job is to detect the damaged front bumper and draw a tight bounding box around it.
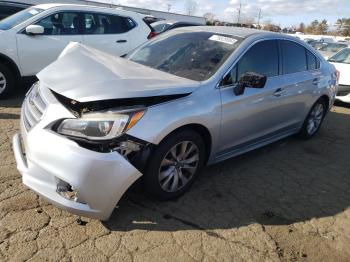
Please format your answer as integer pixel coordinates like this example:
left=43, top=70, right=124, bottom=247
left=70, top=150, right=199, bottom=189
left=12, top=84, right=143, bottom=220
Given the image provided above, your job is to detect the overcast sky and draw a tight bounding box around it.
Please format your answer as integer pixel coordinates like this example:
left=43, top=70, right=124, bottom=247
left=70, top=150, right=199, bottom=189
left=98, top=0, right=350, bottom=27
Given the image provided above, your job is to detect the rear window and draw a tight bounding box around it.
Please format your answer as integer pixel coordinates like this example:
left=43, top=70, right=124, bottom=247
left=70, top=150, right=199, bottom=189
left=152, top=22, right=172, bottom=33
left=281, top=40, right=307, bottom=74
left=83, top=13, right=136, bottom=34
left=128, top=31, right=243, bottom=81
left=0, top=7, right=44, bottom=30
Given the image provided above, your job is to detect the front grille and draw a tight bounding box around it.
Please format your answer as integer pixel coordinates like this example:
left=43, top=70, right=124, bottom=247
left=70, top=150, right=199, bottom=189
left=22, top=83, right=47, bottom=131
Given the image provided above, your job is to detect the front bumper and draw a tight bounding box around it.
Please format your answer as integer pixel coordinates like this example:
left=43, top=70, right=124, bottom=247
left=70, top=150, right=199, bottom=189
left=13, top=85, right=142, bottom=220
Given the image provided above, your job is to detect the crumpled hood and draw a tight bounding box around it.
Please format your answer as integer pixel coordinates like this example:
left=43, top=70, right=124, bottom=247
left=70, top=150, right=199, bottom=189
left=37, top=42, right=200, bottom=102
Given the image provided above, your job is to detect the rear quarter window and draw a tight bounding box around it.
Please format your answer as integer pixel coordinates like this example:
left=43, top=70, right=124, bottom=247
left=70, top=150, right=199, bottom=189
left=306, top=49, right=320, bottom=70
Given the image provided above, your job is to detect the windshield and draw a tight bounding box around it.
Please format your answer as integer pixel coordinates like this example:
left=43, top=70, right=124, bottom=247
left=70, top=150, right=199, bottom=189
left=328, top=48, right=350, bottom=64
left=0, top=7, right=44, bottom=30
left=128, top=31, right=242, bottom=81
left=319, top=43, right=347, bottom=52
left=151, top=22, right=172, bottom=33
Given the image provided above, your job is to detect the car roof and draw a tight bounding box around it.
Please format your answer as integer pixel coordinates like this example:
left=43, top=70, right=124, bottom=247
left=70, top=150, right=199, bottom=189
left=33, top=3, right=140, bottom=17
left=172, top=26, right=279, bottom=38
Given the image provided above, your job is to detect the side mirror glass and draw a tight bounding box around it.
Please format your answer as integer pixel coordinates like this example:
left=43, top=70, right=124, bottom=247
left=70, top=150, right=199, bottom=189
left=234, top=72, right=267, bottom=96
left=25, top=25, right=44, bottom=36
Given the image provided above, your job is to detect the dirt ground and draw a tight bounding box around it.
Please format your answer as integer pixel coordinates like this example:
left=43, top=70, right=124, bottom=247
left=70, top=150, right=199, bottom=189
left=0, top=84, right=350, bottom=261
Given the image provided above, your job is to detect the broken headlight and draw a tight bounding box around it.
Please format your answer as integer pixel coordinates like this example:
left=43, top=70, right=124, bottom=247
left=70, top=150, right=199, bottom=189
left=57, top=108, right=146, bottom=140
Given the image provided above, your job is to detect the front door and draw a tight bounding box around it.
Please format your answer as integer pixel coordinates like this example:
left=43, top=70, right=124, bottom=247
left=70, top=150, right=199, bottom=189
left=16, top=11, right=83, bottom=76
left=218, top=40, right=289, bottom=156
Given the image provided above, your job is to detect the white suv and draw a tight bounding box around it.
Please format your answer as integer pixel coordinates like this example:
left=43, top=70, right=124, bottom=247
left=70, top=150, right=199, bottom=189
left=0, top=4, right=153, bottom=97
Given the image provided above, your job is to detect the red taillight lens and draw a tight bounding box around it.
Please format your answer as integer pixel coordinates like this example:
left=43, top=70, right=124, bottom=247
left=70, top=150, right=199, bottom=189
left=336, top=70, right=340, bottom=83
left=147, top=31, right=158, bottom=39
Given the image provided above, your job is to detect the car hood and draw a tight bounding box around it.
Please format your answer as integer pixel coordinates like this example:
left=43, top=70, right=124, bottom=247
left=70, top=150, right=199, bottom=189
left=37, top=42, right=200, bottom=102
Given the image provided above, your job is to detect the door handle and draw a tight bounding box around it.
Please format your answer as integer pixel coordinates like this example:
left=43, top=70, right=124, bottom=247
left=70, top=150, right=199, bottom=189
left=313, top=78, right=320, bottom=85
left=273, top=88, right=283, bottom=97
left=116, top=40, right=127, bottom=43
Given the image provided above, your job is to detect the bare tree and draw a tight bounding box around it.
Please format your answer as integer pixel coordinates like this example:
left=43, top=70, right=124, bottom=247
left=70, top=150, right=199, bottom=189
left=204, top=12, right=215, bottom=24
left=184, top=0, right=198, bottom=16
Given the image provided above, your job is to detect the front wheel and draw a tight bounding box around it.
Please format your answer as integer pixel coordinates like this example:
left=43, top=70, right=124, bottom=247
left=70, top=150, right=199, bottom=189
left=143, top=129, right=206, bottom=200
left=298, top=99, right=327, bottom=139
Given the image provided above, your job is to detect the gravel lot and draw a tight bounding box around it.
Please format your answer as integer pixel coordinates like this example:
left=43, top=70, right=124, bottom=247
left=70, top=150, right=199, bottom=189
left=1, top=84, right=350, bottom=261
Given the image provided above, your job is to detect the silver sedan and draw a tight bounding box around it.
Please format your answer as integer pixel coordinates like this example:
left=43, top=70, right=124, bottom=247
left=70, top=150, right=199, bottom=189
left=13, top=27, right=338, bottom=220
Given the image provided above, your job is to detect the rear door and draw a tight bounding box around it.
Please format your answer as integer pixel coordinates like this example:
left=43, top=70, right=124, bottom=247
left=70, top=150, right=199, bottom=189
left=16, top=11, right=83, bottom=76
left=81, top=12, right=134, bottom=56
left=277, top=40, right=322, bottom=128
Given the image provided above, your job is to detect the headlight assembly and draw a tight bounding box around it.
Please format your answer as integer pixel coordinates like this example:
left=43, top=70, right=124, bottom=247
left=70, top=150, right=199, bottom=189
left=56, top=108, right=146, bottom=140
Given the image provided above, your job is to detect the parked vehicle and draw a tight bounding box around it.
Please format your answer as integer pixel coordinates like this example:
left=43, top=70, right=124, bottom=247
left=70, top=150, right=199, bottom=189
left=318, top=42, right=349, bottom=59
left=310, top=41, right=329, bottom=50
left=13, top=27, right=338, bottom=220
left=0, top=4, right=153, bottom=98
left=303, top=38, right=316, bottom=44
left=328, top=48, right=350, bottom=103
left=0, top=1, right=30, bottom=20
left=151, top=20, right=200, bottom=34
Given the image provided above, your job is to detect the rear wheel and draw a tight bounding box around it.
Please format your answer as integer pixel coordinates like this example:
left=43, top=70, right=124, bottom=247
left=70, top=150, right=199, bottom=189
left=143, top=129, right=205, bottom=200
left=0, top=63, right=16, bottom=99
left=299, top=99, right=327, bottom=139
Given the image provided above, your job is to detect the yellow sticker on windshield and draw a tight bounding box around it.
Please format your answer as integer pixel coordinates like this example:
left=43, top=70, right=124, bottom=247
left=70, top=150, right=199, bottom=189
left=209, top=35, right=237, bottom=45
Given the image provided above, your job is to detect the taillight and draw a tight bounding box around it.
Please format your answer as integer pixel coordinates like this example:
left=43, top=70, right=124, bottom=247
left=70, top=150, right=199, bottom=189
left=147, top=31, right=158, bottom=39
left=335, top=70, right=340, bottom=83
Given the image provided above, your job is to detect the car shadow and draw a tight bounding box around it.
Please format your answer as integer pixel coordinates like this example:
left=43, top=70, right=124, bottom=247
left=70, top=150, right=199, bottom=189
left=103, top=109, right=350, bottom=232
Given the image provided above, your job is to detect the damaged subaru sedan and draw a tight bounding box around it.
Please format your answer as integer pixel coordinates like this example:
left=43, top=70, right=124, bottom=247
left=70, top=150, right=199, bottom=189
left=13, top=27, right=338, bottom=220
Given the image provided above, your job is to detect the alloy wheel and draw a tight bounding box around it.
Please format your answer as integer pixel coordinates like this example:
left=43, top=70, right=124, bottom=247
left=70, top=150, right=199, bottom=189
left=306, top=103, right=324, bottom=135
left=158, top=141, right=200, bottom=193
left=0, top=72, right=6, bottom=94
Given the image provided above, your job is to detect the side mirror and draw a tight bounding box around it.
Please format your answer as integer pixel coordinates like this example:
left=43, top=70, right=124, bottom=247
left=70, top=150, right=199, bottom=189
left=234, top=72, right=267, bottom=96
left=25, top=25, right=44, bottom=36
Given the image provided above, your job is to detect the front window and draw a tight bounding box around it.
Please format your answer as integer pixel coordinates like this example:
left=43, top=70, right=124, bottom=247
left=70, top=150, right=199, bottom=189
left=36, top=12, right=80, bottom=35
left=221, top=40, right=279, bottom=86
left=328, top=48, right=350, bottom=64
left=128, top=31, right=243, bottom=81
left=0, top=7, right=44, bottom=30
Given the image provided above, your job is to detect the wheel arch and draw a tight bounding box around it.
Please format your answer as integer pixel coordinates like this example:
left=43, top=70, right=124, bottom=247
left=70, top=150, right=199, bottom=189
left=318, top=94, right=330, bottom=109
left=158, top=123, right=213, bottom=165
left=0, top=53, right=21, bottom=79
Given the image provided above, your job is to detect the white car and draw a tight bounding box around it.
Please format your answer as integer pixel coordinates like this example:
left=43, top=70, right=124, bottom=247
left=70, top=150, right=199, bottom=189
left=0, top=4, right=153, bottom=98
left=328, top=48, right=350, bottom=103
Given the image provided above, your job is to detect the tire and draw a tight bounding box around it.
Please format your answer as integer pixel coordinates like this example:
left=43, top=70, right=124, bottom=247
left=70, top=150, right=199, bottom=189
left=143, top=129, right=206, bottom=200
left=298, top=98, right=327, bottom=139
left=0, top=63, right=16, bottom=99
